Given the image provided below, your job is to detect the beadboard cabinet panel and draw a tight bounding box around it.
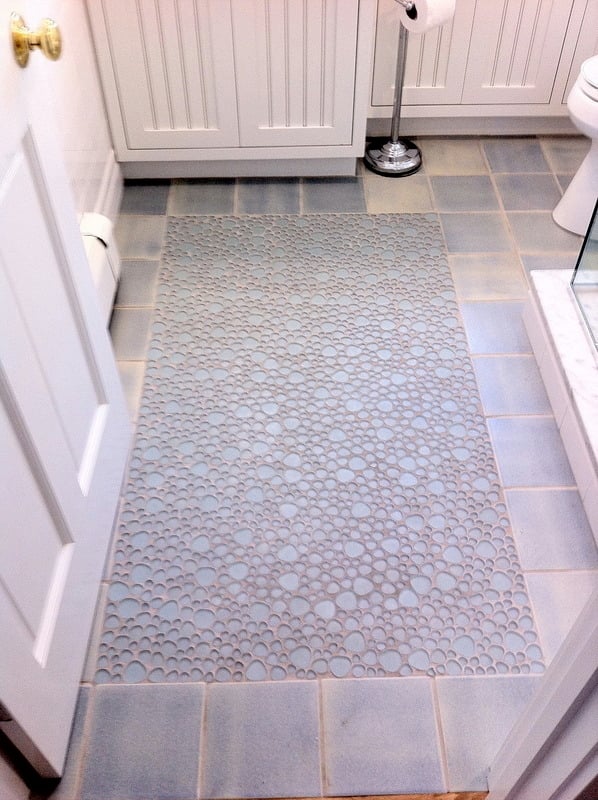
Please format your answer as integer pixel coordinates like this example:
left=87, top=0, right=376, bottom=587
left=370, top=0, right=596, bottom=129
left=462, top=0, right=575, bottom=104
left=559, top=0, right=598, bottom=100
left=88, top=0, right=239, bottom=149
left=232, top=0, right=359, bottom=146
left=371, top=0, right=476, bottom=106
left=87, top=0, right=373, bottom=166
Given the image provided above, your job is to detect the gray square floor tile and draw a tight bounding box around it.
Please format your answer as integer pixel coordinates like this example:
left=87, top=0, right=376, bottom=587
left=237, top=178, right=300, bottom=214
left=420, top=139, right=488, bottom=175
left=441, top=213, right=513, bottom=253
left=449, top=253, right=527, bottom=300
left=488, top=417, right=575, bottom=487
left=525, top=571, right=598, bottom=662
left=540, top=136, right=591, bottom=173
left=431, top=176, right=499, bottom=212
left=520, top=253, right=578, bottom=274
left=120, top=181, right=171, bottom=215
left=494, top=173, right=562, bottom=211
left=82, top=584, right=109, bottom=682
left=202, top=682, right=321, bottom=799
left=115, top=215, right=166, bottom=259
left=80, top=685, right=203, bottom=800
left=473, top=355, right=551, bottom=415
left=557, top=174, right=574, bottom=192
left=322, top=678, right=445, bottom=795
left=507, top=212, right=582, bottom=252
left=506, top=489, right=598, bottom=570
left=117, top=361, right=146, bottom=420
left=460, top=302, right=530, bottom=354
left=437, top=676, right=540, bottom=790
left=483, top=138, right=550, bottom=172
left=47, top=689, right=91, bottom=799
left=302, top=177, right=366, bottom=213
left=110, top=308, right=154, bottom=361
left=115, top=260, right=160, bottom=307
left=363, top=173, right=434, bottom=213
left=169, top=179, right=235, bottom=214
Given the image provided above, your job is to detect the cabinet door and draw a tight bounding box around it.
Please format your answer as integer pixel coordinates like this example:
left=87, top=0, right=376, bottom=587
left=231, top=0, right=359, bottom=147
left=462, top=0, right=575, bottom=104
left=560, top=0, right=598, bottom=100
left=88, top=0, right=239, bottom=150
left=371, top=0, right=476, bottom=107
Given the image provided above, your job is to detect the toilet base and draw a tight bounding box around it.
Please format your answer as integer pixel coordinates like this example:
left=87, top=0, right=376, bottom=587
left=553, top=139, right=598, bottom=236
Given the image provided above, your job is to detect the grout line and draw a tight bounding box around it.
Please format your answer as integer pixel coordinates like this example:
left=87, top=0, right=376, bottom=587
left=233, top=178, right=239, bottom=216
left=317, top=678, right=328, bottom=798
left=70, top=684, right=97, bottom=800
left=485, top=412, right=556, bottom=419
left=522, top=566, right=598, bottom=575
left=502, top=483, right=578, bottom=491
left=430, top=677, right=450, bottom=792
left=197, top=683, right=209, bottom=800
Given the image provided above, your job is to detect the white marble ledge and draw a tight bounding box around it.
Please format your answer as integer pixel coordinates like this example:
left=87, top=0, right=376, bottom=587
left=531, top=269, right=598, bottom=470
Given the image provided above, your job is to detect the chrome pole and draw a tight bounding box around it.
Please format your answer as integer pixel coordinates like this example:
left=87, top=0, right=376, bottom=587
left=364, top=0, right=422, bottom=177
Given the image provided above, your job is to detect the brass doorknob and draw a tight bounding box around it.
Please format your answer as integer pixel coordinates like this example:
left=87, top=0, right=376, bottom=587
left=11, top=13, right=62, bottom=68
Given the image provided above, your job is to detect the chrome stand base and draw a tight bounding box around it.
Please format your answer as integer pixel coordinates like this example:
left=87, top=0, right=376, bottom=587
left=364, top=137, right=422, bottom=177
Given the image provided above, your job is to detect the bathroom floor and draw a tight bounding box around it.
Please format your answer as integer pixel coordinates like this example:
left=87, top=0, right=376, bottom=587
left=46, top=136, right=598, bottom=800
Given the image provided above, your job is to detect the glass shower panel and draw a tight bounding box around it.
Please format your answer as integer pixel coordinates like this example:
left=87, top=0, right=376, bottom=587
left=571, top=199, right=598, bottom=349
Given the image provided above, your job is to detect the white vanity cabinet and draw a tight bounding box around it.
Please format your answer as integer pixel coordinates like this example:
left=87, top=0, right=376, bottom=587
left=371, top=0, right=477, bottom=107
left=86, top=0, right=376, bottom=176
left=370, top=0, right=598, bottom=133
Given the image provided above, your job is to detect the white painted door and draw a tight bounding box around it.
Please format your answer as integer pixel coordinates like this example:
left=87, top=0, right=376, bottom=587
left=231, top=0, right=360, bottom=147
left=0, top=0, right=130, bottom=777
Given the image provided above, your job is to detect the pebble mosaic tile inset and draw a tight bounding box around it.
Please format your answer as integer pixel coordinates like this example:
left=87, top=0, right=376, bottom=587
left=97, top=214, right=543, bottom=684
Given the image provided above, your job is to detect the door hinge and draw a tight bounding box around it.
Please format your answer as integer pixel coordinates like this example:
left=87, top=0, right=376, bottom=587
left=0, top=702, right=13, bottom=722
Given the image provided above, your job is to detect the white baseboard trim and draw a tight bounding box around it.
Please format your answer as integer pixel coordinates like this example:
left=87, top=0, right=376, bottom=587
left=121, top=157, right=358, bottom=179
left=95, top=149, right=123, bottom=224
left=367, top=116, right=578, bottom=137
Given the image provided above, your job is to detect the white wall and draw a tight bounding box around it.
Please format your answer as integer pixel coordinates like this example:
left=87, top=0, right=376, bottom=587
left=52, top=0, right=122, bottom=221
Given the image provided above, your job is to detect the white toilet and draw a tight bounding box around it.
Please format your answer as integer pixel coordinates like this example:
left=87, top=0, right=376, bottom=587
left=553, top=54, right=598, bottom=236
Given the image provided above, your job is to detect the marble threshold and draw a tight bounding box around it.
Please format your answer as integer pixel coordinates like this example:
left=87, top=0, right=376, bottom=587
left=523, top=269, right=598, bottom=545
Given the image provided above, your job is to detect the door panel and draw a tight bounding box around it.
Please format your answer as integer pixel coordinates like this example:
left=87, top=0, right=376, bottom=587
left=1, top=136, right=101, bottom=471
left=0, top=0, right=130, bottom=776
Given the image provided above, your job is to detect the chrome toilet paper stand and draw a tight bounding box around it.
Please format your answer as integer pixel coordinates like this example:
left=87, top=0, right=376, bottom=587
left=364, top=0, right=422, bottom=177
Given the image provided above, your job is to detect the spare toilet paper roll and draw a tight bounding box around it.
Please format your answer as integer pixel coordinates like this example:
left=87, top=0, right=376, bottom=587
left=399, top=0, right=456, bottom=34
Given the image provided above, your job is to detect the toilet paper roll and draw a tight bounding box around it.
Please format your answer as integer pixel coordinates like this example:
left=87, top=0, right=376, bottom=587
left=399, top=0, right=456, bottom=35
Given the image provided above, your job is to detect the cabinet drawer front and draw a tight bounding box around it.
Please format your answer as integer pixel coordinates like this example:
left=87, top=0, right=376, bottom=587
left=91, top=0, right=239, bottom=150
left=462, top=0, right=575, bottom=105
left=232, top=0, right=359, bottom=147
